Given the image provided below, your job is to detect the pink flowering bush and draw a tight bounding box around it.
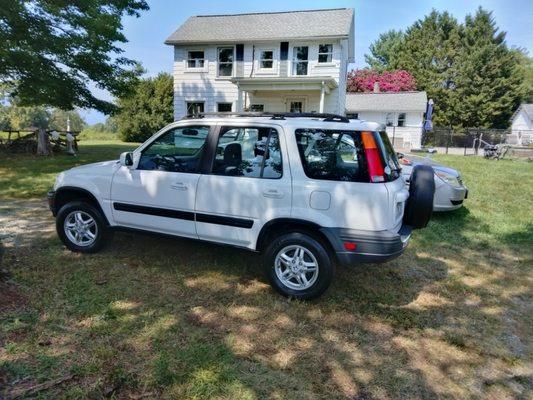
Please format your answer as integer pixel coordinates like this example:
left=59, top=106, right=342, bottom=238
left=347, top=69, right=416, bottom=92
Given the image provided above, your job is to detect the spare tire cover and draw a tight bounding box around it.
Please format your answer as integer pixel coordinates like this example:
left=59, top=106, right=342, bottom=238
left=403, top=164, right=435, bottom=229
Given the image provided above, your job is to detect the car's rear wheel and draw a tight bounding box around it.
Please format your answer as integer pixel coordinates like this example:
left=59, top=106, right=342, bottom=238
left=56, top=201, right=110, bottom=253
left=263, top=232, right=334, bottom=300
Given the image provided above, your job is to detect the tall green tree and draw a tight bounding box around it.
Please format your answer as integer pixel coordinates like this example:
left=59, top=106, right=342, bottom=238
left=365, top=30, right=405, bottom=72
left=364, top=8, right=526, bottom=128
left=453, top=8, right=524, bottom=128
left=115, top=73, right=174, bottom=142
left=0, top=0, right=148, bottom=114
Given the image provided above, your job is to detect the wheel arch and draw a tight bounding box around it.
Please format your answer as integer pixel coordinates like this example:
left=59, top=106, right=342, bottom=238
left=256, top=218, right=334, bottom=254
left=53, top=186, right=109, bottom=225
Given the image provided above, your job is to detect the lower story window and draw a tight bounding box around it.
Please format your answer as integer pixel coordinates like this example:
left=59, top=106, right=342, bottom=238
left=249, top=104, right=264, bottom=112
left=289, top=101, right=304, bottom=113
left=217, top=103, right=232, bottom=112
left=347, top=113, right=359, bottom=119
left=187, top=102, right=204, bottom=116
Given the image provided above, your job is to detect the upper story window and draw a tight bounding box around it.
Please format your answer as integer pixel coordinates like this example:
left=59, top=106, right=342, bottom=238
left=218, top=47, right=234, bottom=77
left=260, top=50, right=274, bottom=69
left=292, top=46, right=308, bottom=76
left=318, top=44, right=333, bottom=63
left=187, top=51, right=205, bottom=68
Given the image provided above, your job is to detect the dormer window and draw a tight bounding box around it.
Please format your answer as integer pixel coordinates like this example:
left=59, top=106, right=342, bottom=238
left=187, top=51, right=205, bottom=68
left=318, top=44, right=333, bottom=63
left=260, top=50, right=274, bottom=69
left=218, top=47, right=234, bottom=77
left=292, top=46, right=308, bottom=76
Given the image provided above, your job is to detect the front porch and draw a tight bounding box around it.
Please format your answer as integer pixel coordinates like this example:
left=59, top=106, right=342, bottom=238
left=230, top=77, right=339, bottom=114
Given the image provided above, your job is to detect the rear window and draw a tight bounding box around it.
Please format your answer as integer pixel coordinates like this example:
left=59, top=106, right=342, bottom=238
left=295, top=129, right=401, bottom=183
left=376, top=131, right=401, bottom=181
left=295, top=129, right=369, bottom=182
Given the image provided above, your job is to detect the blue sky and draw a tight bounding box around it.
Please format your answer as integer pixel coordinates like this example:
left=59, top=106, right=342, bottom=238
left=83, top=0, right=533, bottom=124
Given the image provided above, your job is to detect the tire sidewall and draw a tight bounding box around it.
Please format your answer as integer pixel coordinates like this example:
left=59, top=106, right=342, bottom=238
left=263, top=232, right=334, bottom=300
left=56, top=201, right=108, bottom=253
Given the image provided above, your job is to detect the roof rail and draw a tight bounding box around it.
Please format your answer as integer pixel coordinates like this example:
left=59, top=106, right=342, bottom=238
left=183, top=111, right=350, bottom=123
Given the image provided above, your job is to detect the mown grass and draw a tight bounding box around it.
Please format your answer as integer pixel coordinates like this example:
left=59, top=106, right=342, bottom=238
left=0, top=145, right=532, bottom=399
left=0, top=140, right=138, bottom=199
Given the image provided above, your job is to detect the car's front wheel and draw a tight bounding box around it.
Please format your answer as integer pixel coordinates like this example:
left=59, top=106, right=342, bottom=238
left=263, top=232, right=334, bottom=300
left=56, top=201, right=110, bottom=253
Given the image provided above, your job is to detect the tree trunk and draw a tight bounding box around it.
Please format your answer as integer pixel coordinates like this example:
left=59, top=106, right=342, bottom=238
left=36, top=128, right=51, bottom=156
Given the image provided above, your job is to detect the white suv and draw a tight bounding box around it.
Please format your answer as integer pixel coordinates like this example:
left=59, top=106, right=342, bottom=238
left=48, top=113, right=435, bottom=299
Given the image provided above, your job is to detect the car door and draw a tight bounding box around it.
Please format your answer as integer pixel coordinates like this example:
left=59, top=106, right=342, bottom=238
left=195, top=123, right=292, bottom=248
left=111, top=124, right=212, bottom=238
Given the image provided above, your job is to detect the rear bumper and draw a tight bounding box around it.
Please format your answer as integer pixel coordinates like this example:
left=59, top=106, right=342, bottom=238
left=47, top=190, right=57, bottom=216
left=320, top=225, right=412, bottom=266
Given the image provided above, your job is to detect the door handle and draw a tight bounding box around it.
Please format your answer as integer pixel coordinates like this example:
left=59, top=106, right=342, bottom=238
left=263, top=188, right=283, bottom=199
left=171, top=182, right=188, bottom=191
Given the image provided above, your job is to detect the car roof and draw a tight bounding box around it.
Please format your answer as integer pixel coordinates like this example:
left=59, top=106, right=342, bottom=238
left=177, top=115, right=383, bottom=131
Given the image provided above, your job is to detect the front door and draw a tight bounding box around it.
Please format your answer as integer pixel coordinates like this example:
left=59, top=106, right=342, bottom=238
left=111, top=125, right=211, bottom=237
left=195, top=124, right=291, bottom=248
left=287, top=98, right=305, bottom=113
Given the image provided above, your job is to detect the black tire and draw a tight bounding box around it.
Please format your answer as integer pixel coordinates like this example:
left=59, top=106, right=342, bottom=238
left=56, top=201, right=111, bottom=253
left=403, top=164, right=435, bottom=229
left=263, top=232, right=334, bottom=300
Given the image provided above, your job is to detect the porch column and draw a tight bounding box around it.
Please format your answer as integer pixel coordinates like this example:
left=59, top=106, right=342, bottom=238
left=237, top=85, right=244, bottom=112
left=319, top=81, right=325, bottom=113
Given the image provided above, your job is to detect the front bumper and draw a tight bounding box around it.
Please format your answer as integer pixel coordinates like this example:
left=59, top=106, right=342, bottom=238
left=47, top=190, right=57, bottom=216
left=434, top=185, right=468, bottom=212
left=320, top=225, right=412, bottom=266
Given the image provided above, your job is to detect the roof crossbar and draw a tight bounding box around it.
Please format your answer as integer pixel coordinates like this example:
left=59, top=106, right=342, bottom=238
left=183, top=111, right=350, bottom=123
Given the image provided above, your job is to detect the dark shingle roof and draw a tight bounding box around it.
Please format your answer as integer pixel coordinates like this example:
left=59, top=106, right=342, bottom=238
left=165, top=8, right=354, bottom=44
left=345, top=91, right=428, bottom=112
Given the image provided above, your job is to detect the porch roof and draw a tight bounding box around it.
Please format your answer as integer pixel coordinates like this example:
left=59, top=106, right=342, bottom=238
left=230, top=77, right=338, bottom=92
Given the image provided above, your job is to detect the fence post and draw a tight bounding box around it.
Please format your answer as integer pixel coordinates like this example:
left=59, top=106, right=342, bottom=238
left=392, top=126, right=396, bottom=147
left=446, top=126, right=451, bottom=154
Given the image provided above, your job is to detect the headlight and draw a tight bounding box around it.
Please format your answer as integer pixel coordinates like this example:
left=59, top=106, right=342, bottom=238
left=435, top=170, right=461, bottom=187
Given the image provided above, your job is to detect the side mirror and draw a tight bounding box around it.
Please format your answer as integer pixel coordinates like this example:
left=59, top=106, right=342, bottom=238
left=120, top=152, right=133, bottom=167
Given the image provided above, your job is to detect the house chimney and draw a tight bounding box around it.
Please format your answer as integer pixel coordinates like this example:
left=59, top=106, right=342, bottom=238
left=373, top=82, right=380, bottom=93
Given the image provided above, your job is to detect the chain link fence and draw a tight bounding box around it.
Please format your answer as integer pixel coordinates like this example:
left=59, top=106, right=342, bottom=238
left=421, top=127, right=533, bottom=156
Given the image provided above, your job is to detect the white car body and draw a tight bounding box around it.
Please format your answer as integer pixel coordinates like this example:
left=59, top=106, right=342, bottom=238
left=400, top=154, right=468, bottom=211
left=49, top=114, right=435, bottom=298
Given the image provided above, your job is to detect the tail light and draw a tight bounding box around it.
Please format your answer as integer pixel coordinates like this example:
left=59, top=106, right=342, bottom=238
left=361, top=131, right=385, bottom=183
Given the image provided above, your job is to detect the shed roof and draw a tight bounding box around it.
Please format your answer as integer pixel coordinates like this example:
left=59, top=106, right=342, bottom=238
left=511, top=104, right=533, bottom=122
left=165, top=8, right=354, bottom=47
left=345, top=91, right=428, bottom=113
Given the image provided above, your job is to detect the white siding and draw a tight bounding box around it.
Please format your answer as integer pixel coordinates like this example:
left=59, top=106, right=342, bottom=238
left=172, top=39, right=347, bottom=119
left=511, top=109, right=533, bottom=132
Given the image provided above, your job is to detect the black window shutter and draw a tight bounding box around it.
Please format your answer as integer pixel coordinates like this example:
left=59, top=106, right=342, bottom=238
left=280, top=42, right=289, bottom=60
left=236, top=44, right=244, bottom=61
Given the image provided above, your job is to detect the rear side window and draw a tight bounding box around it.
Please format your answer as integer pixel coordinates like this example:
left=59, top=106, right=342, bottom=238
left=212, top=126, right=282, bottom=179
left=376, top=131, right=401, bottom=181
left=295, top=129, right=368, bottom=182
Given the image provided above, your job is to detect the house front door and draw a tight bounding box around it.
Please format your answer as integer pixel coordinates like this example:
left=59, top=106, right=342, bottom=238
left=287, top=98, right=305, bottom=113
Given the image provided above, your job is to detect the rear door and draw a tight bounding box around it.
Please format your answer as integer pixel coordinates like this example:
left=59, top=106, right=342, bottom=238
left=111, top=124, right=211, bottom=237
left=195, top=123, right=291, bottom=248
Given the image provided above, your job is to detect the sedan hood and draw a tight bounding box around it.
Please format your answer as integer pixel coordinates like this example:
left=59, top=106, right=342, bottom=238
left=400, top=155, right=460, bottom=178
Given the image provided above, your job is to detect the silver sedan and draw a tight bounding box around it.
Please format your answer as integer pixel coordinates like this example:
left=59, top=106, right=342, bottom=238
left=399, top=154, right=468, bottom=212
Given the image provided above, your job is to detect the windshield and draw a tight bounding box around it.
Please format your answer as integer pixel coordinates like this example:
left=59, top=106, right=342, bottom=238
left=376, top=131, right=401, bottom=180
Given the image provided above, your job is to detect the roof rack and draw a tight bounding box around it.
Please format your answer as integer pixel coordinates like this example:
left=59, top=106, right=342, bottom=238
left=183, top=112, right=350, bottom=123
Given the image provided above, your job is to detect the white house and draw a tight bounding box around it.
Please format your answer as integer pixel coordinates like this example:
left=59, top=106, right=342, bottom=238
left=345, top=91, right=428, bottom=149
left=165, top=8, right=354, bottom=118
left=509, top=104, right=533, bottom=145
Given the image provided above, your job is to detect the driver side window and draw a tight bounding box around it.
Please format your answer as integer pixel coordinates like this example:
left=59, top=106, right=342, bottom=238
left=138, top=126, right=209, bottom=173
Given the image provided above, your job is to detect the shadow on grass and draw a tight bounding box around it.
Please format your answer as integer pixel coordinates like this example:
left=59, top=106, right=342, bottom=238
left=1, top=205, right=531, bottom=398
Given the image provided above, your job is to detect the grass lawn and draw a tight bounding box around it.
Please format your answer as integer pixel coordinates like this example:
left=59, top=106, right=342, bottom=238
left=1, top=142, right=532, bottom=399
